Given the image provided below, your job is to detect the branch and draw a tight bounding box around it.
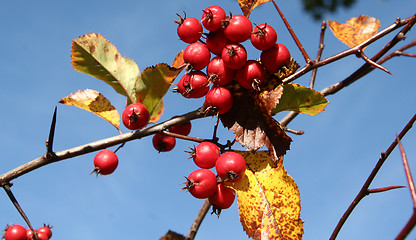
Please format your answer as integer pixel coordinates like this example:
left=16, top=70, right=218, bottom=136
left=185, top=199, right=211, bottom=240
left=0, top=107, right=208, bottom=185
left=329, top=113, right=416, bottom=240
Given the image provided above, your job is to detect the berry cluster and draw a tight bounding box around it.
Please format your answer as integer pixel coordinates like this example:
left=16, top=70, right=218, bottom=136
left=184, top=142, right=247, bottom=214
left=3, top=224, right=52, bottom=240
left=175, top=5, right=291, bottom=114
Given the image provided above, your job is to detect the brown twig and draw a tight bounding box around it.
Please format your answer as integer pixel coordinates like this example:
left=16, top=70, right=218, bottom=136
left=271, top=0, right=311, bottom=63
left=161, top=130, right=206, bottom=143
left=0, top=107, right=208, bottom=185
left=2, top=184, right=35, bottom=232
left=395, top=136, right=416, bottom=240
left=329, top=114, right=416, bottom=240
left=185, top=199, right=211, bottom=240
left=310, top=21, right=327, bottom=88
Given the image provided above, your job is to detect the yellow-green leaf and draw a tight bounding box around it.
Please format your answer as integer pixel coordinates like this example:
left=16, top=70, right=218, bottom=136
left=271, top=83, right=328, bottom=115
left=226, top=151, right=303, bottom=240
left=71, top=33, right=140, bottom=103
left=59, top=89, right=120, bottom=131
left=135, top=63, right=183, bottom=122
left=238, top=0, right=272, bottom=17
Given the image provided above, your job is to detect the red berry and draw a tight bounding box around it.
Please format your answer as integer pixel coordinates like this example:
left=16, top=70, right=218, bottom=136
left=175, top=14, right=203, bottom=44
left=215, top=152, right=246, bottom=182
left=184, top=169, right=217, bottom=199
left=3, top=224, right=27, bottom=240
left=168, top=116, right=192, bottom=136
left=235, top=60, right=266, bottom=90
left=93, top=150, right=119, bottom=175
left=183, top=42, right=211, bottom=70
left=221, top=43, right=247, bottom=70
left=201, top=6, right=226, bottom=31
left=209, top=183, right=236, bottom=211
left=177, top=70, right=210, bottom=98
left=26, top=229, right=35, bottom=240
left=37, top=225, right=52, bottom=239
left=152, top=133, right=176, bottom=152
left=224, top=15, right=253, bottom=43
left=122, top=102, right=150, bottom=130
left=206, top=56, right=235, bottom=86
left=206, top=30, right=231, bottom=56
left=260, top=43, right=291, bottom=73
left=250, top=23, right=278, bottom=51
left=204, top=86, right=234, bottom=115
left=34, top=232, right=49, bottom=240
left=190, top=142, right=221, bottom=169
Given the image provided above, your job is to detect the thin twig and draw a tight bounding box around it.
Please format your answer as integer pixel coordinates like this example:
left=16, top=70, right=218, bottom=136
left=310, top=21, right=327, bottom=88
left=161, top=130, right=206, bottom=143
left=397, top=136, right=416, bottom=206
left=2, top=184, right=35, bottom=231
left=330, top=114, right=416, bottom=240
left=185, top=199, right=211, bottom=240
left=271, top=0, right=311, bottom=63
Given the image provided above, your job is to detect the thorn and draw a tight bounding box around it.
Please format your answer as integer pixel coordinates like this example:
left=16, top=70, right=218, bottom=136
left=367, top=186, right=405, bottom=194
left=360, top=52, right=392, bottom=75
left=46, top=106, right=58, bottom=156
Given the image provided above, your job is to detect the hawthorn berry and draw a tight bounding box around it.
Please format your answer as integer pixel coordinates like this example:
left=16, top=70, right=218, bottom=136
left=209, top=183, right=236, bottom=215
left=205, top=30, right=231, bottom=56
left=37, top=225, right=52, bottom=239
left=34, top=232, right=49, bottom=240
left=122, top=102, right=150, bottom=130
left=190, top=141, right=221, bottom=169
left=250, top=23, right=278, bottom=51
left=92, top=149, right=119, bottom=175
left=223, top=14, right=253, bottom=43
left=221, top=43, right=247, bottom=70
left=206, top=56, right=235, bottom=86
left=26, top=229, right=35, bottom=240
left=201, top=5, right=226, bottom=31
left=168, top=116, right=192, bottom=136
left=235, top=60, right=266, bottom=90
left=175, top=13, right=203, bottom=44
left=183, top=42, right=211, bottom=70
left=260, top=43, right=291, bottom=73
left=152, top=133, right=176, bottom=152
left=204, top=86, right=234, bottom=115
left=215, top=152, right=246, bottom=183
left=184, top=169, right=217, bottom=199
left=3, top=224, right=26, bottom=240
left=176, top=70, right=210, bottom=98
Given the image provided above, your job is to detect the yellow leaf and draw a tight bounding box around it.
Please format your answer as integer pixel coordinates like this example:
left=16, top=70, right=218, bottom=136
left=226, top=151, right=303, bottom=240
left=59, top=89, right=120, bottom=131
left=238, top=0, right=272, bottom=17
left=328, top=15, right=380, bottom=48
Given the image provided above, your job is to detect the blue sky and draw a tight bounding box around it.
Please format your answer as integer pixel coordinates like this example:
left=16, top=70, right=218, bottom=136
left=0, top=0, right=415, bottom=239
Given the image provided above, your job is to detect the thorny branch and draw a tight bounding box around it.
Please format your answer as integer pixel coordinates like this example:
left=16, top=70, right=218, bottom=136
left=329, top=114, right=416, bottom=240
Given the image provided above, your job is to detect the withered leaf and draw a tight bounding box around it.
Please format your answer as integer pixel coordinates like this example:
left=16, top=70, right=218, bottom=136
left=159, top=230, right=185, bottom=240
left=238, top=0, right=272, bottom=17
left=328, top=15, right=381, bottom=48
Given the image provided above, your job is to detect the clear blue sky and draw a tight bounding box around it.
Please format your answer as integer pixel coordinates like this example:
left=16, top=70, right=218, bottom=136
left=0, top=0, right=415, bottom=239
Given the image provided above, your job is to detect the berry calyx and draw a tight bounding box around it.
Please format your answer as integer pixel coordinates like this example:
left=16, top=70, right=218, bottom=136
left=250, top=23, right=278, bottom=51
left=204, top=86, right=234, bottom=115
left=183, top=169, right=218, bottom=199
left=183, top=42, right=211, bottom=70
left=260, top=43, right=291, bottom=73
left=168, top=116, right=192, bottom=136
left=122, top=102, right=150, bottom=130
left=176, top=70, right=210, bottom=98
left=215, top=152, right=246, bottom=183
left=201, top=6, right=226, bottom=32
left=221, top=43, right=247, bottom=70
left=175, top=13, right=203, bottom=44
left=235, top=60, right=266, bottom=90
left=92, top=149, right=119, bottom=176
left=209, top=183, right=236, bottom=216
left=3, top=224, right=27, bottom=240
left=189, top=142, right=221, bottom=169
left=152, top=133, right=176, bottom=152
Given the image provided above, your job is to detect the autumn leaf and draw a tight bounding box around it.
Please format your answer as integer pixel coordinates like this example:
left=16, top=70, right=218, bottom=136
left=238, top=0, right=272, bottom=17
left=328, top=15, right=381, bottom=48
left=59, top=89, right=120, bottom=131
left=226, top=151, right=303, bottom=240
left=271, top=83, right=328, bottom=115
left=159, top=230, right=185, bottom=240
left=135, top=63, right=184, bottom=122
left=71, top=33, right=140, bottom=103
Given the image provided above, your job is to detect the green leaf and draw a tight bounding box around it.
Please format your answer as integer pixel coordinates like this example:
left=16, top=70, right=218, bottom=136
left=272, top=83, right=328, bottom=115
left=71, top=33, right=140, bottom=103
left=135, top=63, right=183, bottom=122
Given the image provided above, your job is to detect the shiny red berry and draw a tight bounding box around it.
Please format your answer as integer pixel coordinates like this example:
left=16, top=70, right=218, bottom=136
left=260, top=43, right=291, bottom=73
left=190, top=142, right=221, bottom=169
left=209, top=183, right=236, bottom=214
left=183, top=42, right=211, bottom=70
left=122, top=102, right=150, bottom=130
left=206, top=56, right=235, bottom=86
left=215, top=152, right=246, bottom=182
left=204, top=86, right=234, bottom=115
left=152, top=133, right=176, bottom=152
left=176, top=70, right=210, bottom=98
left=92, top=150, right=119, bottom=175
left=221, top=43, right=247, bottom=70
left=175, top=14, right=203, bottom=44
left=201, top=6, right=226, bottom=31
left=3, top=224, right=27, bottom=240
left=184, top=169, right=218, bottom=199
left=235, top=60, right=266, bottom=90
left=223, top=15, right=252, bottom=43
left=250, top=23, right=278, bottom=51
